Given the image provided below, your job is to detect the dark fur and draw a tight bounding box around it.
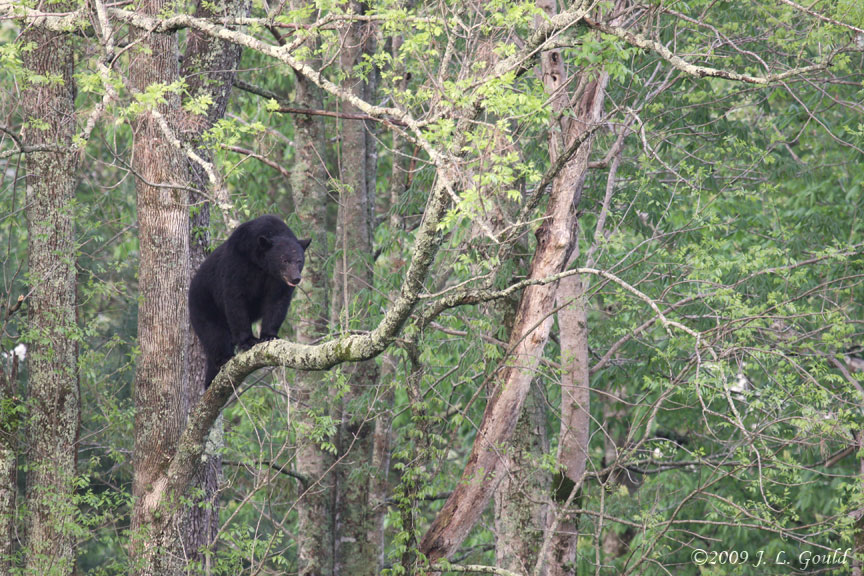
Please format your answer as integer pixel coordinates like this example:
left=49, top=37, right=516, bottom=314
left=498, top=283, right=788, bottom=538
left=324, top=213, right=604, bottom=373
left=189, top=215, right=311, bottom=387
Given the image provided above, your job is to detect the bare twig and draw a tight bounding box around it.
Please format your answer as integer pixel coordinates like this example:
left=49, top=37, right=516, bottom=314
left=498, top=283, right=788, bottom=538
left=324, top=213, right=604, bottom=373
left=585, top=16, right=832, bottom=85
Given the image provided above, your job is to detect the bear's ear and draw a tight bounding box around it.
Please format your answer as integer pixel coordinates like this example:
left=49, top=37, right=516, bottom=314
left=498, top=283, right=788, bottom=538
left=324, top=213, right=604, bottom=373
left=258, top=235, right=273, bottom=251
left=299, top=238, right=312, bottom=250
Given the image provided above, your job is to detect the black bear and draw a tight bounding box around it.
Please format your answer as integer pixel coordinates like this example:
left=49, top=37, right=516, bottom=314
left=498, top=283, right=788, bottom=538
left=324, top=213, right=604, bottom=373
left=189, top=215, right=311, bottom=387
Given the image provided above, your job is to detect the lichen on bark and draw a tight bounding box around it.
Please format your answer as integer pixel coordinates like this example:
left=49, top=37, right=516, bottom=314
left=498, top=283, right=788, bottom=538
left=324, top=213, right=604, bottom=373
left=20, top=11, right=80, bottom=575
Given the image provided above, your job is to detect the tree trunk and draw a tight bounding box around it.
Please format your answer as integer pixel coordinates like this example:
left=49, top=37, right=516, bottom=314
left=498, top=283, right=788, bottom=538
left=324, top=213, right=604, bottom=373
left=533, top=1, right=612, bottom=572
left=288, top=1, right=335, bottom=572
left=364, top=30, right=389, bottom=573
left=546, top=258, right=590, bottom=576
left=491, top=290, right=550, bottom=574
left=20, top=17, right=80, bottom=576
left=332, top=4, right=379, bottom=574
left=128, top=0, right=191, bottom=572
left=494, top=385, right=550, bottom=574
left=0, top=357, right=20, bottom=572
left=180, top=0, right=248, bottom=566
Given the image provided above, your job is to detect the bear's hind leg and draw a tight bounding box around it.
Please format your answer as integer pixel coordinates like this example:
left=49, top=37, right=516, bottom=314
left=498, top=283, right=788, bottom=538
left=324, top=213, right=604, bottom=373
left=194, top=316, right=233, bottom=389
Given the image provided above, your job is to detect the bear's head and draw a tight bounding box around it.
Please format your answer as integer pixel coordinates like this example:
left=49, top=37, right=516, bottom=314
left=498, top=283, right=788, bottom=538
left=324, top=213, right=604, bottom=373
left=258, top=235, right=312, bottom=287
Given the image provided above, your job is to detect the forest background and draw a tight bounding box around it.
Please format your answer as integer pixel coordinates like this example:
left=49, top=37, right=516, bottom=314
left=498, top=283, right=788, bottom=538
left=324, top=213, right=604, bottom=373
left=1, top=0, right=863, bottom=574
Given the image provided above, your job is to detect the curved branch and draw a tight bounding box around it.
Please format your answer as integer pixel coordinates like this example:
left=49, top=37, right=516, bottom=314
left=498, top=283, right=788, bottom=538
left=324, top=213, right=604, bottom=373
left=777, top=0, right=864, bottom=35
left=420, top=266, right=699, bottom=344
left=585, top=17, right=831, bottom=85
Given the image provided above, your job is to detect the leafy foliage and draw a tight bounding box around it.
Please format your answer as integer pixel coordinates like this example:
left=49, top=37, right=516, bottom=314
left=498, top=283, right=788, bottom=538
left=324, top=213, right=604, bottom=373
left=1, top=0, right=863, bottom=574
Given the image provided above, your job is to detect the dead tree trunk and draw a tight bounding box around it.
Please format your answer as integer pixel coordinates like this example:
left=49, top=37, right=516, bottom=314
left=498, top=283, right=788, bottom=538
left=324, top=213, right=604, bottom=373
left=419, top=169, right=578, bottom=559
left=535, top=0, right=614, bottom=571
left=546, top=254, right=591, bottom=576
left=541, top=29, right=613, bottom=576
left=20, top=16, right=80, bottom=576
left=419, top=90, right=593, bottom=565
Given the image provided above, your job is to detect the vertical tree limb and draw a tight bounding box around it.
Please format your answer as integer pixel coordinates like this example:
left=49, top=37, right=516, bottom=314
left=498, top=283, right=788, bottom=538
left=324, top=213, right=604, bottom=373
left=545, top=255, right=590, bottom=576
left=128, top=0, right=191, bottom=572
left=20, top=12, right=80, bottom=575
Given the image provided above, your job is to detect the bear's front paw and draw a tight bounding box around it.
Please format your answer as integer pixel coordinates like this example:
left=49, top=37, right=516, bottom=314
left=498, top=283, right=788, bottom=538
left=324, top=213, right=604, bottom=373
left=237, top=337, right=262, bottom=352
left=259, top=334, right=279, bottom=343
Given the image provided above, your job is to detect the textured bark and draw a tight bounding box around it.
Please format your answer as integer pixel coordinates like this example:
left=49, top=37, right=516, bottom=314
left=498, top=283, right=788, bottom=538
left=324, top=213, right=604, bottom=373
left=0, top=358, right=19, bottom=572
left=128, top=0, right=191, bottom=572
left=20, top=16, right=80, bottom=576
left=332, top=4, right=380, bottom=574
left=494, top=387, right=550, bottom=575
left=369, top=392, right=393, bottom=571
left=491, top=291, right=550, bottom=575
left=179, top=0, right=248, bottom=566
left=288, top=0, right=335, bottom=571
